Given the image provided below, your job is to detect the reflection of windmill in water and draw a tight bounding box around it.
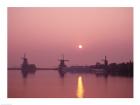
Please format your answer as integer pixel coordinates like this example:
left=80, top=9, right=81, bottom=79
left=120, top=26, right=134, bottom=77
left=21, top=54, right=36, bottom=78
left=58, top=54, right=69, bottom=77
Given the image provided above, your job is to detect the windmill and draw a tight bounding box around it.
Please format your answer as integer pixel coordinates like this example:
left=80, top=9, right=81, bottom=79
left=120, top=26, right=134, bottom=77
left=101, top=56, right=108, bottom=66
left=58, top=54, right=69, bottom=68
left=21, top=53, right=28, bottom=65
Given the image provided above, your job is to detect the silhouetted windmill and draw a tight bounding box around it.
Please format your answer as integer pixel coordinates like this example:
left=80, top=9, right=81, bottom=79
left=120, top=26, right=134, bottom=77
left=101, top=56, right=108, bottom=66
left=21, top=53, right=36, bottom=78
left=58, top=54, right=69, bottom=68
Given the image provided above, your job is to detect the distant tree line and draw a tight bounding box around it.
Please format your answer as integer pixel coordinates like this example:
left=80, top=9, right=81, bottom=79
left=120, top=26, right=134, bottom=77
left=108, top=61, right=133, bottom=77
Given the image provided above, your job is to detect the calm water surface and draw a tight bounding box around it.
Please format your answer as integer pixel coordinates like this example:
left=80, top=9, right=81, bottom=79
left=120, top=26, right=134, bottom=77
left=8, top=70, right=133, bottom=98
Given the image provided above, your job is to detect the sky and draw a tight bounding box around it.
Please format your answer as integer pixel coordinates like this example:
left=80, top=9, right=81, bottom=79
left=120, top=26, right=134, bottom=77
left=8, top=7, right=133, bottom=67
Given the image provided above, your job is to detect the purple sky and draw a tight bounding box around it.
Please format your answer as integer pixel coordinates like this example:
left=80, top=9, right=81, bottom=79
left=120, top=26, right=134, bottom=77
left=8, top=7, right=133, bottom=67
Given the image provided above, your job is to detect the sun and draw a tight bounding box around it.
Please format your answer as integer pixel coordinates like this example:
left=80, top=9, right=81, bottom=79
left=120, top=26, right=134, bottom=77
left=78, top=45, right=83, bottom=49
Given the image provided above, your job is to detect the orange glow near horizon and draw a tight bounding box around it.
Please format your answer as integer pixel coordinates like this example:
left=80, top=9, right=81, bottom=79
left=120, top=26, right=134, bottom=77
left=76, top=76, right=84, bottom=98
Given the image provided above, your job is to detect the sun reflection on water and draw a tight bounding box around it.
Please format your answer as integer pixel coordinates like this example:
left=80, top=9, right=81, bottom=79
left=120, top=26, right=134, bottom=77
left=76, top=76, right=84, bottom=98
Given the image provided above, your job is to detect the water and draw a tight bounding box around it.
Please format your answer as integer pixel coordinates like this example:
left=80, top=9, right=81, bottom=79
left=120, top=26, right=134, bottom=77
left=8, top=70, right=133, bottom=98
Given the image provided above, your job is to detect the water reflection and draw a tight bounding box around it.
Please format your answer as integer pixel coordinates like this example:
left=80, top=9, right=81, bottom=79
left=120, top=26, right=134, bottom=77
left=58, top=69, right=65, bottom=78
left=8, top=70, right=133, bottom=98
left=76, top=76, right=84, bottom=98
left=21, top=69, right=36, bottom=78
